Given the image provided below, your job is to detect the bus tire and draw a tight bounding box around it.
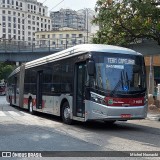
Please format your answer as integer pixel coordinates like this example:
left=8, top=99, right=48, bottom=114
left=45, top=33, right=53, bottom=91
left=28, top=99, right=34, bottom=114
left=62, top=102, right=72, bottom=125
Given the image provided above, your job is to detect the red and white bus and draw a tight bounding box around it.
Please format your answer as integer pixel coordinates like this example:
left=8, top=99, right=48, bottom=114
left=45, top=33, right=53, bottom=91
left=6, top=44, right=148, bottom=124
left=0, top=83, right=6, bottom=95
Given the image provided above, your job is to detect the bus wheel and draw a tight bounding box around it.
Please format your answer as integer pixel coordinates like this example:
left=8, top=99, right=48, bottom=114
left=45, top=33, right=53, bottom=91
left=104, top=120, right=116, bottom=125
left=62, top=102, right=72, bottom=125
left=28, top=99, right=34, bottom=114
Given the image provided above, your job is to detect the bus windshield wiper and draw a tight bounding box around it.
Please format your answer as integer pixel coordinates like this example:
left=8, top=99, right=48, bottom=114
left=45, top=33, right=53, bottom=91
left=110, top=70, right=130, bottom=96
left=110, top=79, right=122, bottom=96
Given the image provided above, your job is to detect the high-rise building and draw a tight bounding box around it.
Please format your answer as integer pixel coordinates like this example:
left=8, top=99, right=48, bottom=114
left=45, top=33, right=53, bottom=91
left=0, top=0, right=51, bottom=44
left=50, top=8, right=98, bottom=35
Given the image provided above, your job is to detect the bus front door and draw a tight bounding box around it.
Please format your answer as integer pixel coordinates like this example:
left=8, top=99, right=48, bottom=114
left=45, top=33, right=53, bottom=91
left=74, top=63, right=86, bottom=118
left=14, top=76, right=17, bottom=104
left=36, top=71, right=43, bottom=109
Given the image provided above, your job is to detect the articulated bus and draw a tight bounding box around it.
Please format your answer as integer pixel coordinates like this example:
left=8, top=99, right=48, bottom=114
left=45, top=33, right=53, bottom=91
left=0, top=83, right=6, bottom=95
left=6, top=44, right=147, bottom=124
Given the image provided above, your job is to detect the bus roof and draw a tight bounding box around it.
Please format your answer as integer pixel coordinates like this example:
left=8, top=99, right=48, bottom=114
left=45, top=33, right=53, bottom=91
left=25, top=44, right=142, bottom=69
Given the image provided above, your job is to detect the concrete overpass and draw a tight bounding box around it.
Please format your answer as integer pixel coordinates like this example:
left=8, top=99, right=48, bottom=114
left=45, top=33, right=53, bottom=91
left=0, top=49, right=62, bottom=62
left=0, top=40, right=160, bottom=63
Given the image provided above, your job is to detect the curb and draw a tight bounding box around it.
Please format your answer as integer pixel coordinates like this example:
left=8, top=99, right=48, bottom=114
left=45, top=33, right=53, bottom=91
left=147, top=114, right=160, bottom=121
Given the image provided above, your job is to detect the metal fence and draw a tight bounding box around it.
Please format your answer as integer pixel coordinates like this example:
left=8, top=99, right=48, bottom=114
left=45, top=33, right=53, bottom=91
left=0, top=36, right=92, bottom=53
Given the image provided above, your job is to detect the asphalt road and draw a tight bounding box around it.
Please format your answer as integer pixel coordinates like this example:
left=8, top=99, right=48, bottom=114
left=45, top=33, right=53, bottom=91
left=0, top=96, right=160, bottom=160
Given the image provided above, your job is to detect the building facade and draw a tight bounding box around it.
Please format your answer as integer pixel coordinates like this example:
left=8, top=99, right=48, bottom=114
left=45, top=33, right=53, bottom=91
left=50, top=8, right=96, bottom=34
left=50, top=9, right=86, bottom=31
left=35, top=27, right=91, bottom=49
left=0, top=0, right=51, bottom=44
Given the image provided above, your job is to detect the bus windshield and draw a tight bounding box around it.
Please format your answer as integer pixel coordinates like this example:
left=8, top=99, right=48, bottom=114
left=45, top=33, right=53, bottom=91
left=93, top=53, right=146, bottom=95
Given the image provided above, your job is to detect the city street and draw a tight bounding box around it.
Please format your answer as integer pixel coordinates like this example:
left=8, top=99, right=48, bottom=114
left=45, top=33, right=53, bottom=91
left=0, top=96, right=160, bottom=159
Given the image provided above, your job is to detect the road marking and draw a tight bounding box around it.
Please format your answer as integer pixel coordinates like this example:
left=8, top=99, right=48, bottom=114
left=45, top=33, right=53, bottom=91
left=0, top=111, right=6, bottom=116
left=20, top=111, right=31, bottom=116
left=0, top=111, right=32, bottom=117
left=8, top=111, right=22, bottom=116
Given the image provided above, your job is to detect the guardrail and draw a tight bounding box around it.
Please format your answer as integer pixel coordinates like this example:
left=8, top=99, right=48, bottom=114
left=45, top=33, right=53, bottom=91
left=0, top=36, right=92, bottom=53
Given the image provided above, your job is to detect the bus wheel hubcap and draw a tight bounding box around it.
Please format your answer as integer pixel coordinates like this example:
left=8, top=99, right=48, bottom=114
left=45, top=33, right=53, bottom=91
left=64, top=107, right=70, bottom=119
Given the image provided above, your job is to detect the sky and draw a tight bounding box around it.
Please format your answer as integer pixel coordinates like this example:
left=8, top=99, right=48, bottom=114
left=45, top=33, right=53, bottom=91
left=38, top=0, right=97, bottom=12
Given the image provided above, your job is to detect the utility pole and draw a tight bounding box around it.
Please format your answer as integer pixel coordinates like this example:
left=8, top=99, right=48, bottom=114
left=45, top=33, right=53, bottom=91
left=86, top=8, right=89, bottom=43
left=84, top=8, right=89, bottom=43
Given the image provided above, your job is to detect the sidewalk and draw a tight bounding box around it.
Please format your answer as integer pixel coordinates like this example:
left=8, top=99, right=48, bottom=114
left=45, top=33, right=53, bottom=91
left=147, top=113, right=160, bottom=121
left=147, top=104, right=160, bottom=121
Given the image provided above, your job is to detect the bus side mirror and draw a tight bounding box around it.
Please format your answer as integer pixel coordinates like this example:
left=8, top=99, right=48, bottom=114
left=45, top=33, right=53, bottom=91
left=87, top=60, right=95, bottom=76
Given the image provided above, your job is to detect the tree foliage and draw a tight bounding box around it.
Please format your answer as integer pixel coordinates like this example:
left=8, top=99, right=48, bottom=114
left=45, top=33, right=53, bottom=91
left=0, top=62, right=15, bottom=80
left=92, top=0, right=160, bottom=46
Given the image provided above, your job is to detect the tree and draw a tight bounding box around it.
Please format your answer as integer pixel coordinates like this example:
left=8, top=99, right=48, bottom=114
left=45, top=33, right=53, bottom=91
left=0, top=62, right=15, bottom=81
left=92, top=0, right=160, bottom=46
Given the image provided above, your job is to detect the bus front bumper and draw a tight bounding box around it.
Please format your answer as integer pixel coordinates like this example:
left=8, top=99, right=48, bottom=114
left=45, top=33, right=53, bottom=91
left=85, top=100, right=148, bottom=121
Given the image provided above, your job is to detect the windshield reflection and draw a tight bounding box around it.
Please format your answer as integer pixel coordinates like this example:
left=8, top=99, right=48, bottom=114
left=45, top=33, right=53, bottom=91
left=93, top=54, right=146, bottom=94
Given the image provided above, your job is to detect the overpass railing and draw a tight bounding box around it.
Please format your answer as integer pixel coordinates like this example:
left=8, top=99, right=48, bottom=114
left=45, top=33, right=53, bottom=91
left=0, top=36, right=92, bottom=53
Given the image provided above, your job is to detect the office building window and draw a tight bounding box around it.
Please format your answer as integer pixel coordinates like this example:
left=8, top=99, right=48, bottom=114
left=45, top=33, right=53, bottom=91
left=2, top=16, right=6, bottom=21
left=13, top=17, right=16, bottom=23
left=2, top=22, right=6, bottom=27
left=8, top=23, right=11, bottom=27
left=8, top=16, right=11, bottom=21
left=8, top=29, right=11, bottom=33
left=8, top=35, right=11, bottom=39
left=42, top=35, right=45, bottom=38
left=3, top=28, right=6, bottom=33
left=72, top=34, right=76, bottom=38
